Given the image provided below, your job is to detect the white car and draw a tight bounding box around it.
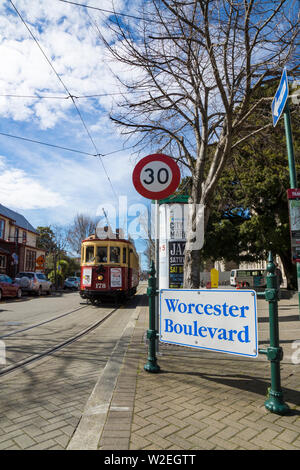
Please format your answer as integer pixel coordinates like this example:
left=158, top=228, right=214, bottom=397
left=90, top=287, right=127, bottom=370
left=15, top=272, right=52, bottom=296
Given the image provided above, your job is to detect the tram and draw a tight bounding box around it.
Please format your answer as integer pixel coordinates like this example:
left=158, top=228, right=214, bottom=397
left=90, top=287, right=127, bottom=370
left=79, top=230, right=139, bottom=303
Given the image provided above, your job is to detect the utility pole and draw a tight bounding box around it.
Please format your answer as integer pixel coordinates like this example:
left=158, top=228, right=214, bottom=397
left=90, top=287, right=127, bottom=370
left=283, top=102, right=300, bottom=311
left=272, top=68, right=299, bottom=311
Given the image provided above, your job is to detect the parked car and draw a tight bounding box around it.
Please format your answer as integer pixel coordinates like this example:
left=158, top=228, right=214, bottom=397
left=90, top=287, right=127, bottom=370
left=15, top=272, right=52, bottom=296
left=64, top=277, right=80, bottom=291
left=0, top=274, right=22, bottom=300
left=230, top=269, right=267, bottom=288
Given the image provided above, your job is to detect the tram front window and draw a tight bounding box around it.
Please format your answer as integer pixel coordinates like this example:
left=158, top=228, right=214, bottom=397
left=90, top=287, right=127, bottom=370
left=86, top=246, right=95, bottom=262
left=96, top=247, right=107, bottom=263
left=110, top=247, right=120, bottom=263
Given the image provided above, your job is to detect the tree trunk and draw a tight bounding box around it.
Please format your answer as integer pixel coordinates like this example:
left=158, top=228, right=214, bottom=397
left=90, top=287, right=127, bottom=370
left=183, top=200, right=208, bottom=288
left=278, top=251, right=297, bottom=290
left=183, top=248, right=202, bottom=288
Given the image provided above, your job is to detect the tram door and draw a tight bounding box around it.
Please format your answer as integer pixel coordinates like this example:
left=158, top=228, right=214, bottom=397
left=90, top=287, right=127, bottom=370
left=127, top=247, right=130, bottom=289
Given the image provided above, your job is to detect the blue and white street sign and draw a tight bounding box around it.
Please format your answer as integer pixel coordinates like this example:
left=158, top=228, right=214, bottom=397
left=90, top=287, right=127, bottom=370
left=272, top=68, right=289, bottom=127
left=159, top=289, right=258, bottom=357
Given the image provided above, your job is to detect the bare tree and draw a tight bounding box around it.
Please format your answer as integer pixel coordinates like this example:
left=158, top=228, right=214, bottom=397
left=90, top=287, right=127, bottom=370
left=67, top=214, right=96, bottom=256
left=100, top=0, right=299, bottom=287
left=139, top=208, right=155, bottom=268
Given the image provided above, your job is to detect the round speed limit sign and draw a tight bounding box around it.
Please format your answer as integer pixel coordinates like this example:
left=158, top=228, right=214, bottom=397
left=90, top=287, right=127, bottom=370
left=132, top=154, right=181, bottom=200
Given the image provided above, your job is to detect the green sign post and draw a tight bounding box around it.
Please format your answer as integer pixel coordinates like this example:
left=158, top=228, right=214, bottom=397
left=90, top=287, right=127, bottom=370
left=272, top=69, right=299, bottom=311
left=144, top=261, right=160, bottom=373
left=258, top=252, right=290, bottom=415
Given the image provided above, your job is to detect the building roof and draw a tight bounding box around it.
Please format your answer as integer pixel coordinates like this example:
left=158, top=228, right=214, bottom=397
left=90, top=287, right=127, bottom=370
left=0, top=204, right=37, bottom=234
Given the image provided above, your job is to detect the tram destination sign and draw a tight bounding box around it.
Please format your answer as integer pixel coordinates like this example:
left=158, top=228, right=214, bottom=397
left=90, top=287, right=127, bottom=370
left=159, top=289, right=258, bottom=357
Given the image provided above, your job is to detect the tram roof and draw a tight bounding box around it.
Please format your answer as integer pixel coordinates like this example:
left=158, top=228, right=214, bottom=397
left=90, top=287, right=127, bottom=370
left=82, top=237, right=135, bottom=245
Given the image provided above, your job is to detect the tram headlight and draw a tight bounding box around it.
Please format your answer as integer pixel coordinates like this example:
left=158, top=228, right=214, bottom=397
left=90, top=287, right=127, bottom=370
left=97, top=275, right=104, bottom=281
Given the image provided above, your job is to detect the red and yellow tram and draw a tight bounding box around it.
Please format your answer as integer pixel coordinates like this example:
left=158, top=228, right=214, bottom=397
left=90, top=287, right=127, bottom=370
left=79, top=233, right=139, bottom=303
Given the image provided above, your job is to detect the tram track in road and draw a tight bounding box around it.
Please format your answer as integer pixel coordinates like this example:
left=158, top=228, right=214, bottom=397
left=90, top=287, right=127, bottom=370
left=0, top=304, right=89, bottom=339
left=0, top=286, right=145, bottom=378
left=0, top=305, right=119, bottom=378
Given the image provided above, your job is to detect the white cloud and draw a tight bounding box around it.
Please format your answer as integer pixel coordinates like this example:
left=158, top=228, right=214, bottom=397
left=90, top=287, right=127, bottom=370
left=0, top=1, right=145, bottom=228
left=0, top=155, right=63, bottom=209
left=0, top=0, right=130, bottom=129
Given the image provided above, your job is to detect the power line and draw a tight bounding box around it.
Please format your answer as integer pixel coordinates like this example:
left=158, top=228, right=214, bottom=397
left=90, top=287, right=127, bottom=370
left=0, top=130, right=135, bottom=158
left=0, top=131, right=95, bottom=156
left=9, top=1, right=71, bottom=98
left=0, top=91, right=140, bottom=99
left=57, top=0, right=153, bottom=22
left=9, top=0, right=119, bottom=202
left=0, top=94, right=69, bottom=99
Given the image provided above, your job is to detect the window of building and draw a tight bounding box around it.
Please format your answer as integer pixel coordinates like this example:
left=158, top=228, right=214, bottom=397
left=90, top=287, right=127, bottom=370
left=0, top=219, right=5, bottom=239
left=110, top=247, right=120, bottom=263
left=0, top=255, right=6, bottom=269
left=25, top=250, right=36, bottom=271
left=15, top=227, right=19, bottom=243
left=22, top=231, right=27, bottom=244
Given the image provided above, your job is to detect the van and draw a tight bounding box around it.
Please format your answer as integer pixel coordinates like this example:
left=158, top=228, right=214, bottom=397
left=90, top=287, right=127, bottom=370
left=230, top=269, right=267, bottom=288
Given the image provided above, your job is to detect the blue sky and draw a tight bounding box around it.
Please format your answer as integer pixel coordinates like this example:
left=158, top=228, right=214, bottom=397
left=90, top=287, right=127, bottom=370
left=0, top=0, right=154, bottom=266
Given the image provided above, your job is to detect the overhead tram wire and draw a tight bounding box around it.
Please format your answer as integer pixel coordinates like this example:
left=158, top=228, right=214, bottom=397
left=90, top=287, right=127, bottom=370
left=57, top=0, right=155, bottom=23
left=9, top=0, right=119, bottom=203
left=0, top=131, right=95, bottom=156
left=0, top=130, right=134, bottom=159
left=0, top=91, right=142, bottom=99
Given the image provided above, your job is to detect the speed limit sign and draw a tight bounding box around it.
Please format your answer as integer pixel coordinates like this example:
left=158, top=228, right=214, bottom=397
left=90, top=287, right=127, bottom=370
left=132, top=154, right=181, bottom=200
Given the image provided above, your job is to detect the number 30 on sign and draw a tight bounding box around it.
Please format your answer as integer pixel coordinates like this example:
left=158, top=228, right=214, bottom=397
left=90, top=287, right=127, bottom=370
left=132, top=154, right=181, bottom=200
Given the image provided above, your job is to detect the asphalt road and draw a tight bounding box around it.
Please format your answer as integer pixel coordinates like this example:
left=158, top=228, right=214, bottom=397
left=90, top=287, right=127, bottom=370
left=0, top=289, right=144, bottom=450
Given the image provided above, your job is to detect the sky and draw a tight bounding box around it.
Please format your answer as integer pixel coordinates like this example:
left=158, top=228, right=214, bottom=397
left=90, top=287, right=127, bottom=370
left=0, top=0, right=155, bottom=265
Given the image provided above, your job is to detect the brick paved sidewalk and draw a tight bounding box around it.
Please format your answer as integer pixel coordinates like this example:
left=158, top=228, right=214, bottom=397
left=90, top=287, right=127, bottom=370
left=98, top=293, right=300, bottom=451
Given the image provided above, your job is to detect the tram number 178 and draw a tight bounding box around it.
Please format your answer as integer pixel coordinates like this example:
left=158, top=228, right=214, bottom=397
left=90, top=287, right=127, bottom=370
left=96, top=283, right=106, bottom=289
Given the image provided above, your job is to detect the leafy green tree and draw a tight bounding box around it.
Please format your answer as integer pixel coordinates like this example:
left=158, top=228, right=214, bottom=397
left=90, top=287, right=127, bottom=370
left=176, top=83, right=300, bottom=288
left=36, top=225, right=68, bottom=288
left=102, top=0, right=299, bottom=288
left=36, top=226, right=57, bottom=254
left=48, top=271, right=63, bottom=288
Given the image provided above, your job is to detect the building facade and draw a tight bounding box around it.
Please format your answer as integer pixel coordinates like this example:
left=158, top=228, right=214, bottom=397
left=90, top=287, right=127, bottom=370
left=0, top=204, right=45, bottom=277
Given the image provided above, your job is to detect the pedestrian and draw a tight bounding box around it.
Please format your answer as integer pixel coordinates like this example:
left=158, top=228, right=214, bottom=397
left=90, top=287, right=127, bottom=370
left=275, top=263, right=283, bottom=299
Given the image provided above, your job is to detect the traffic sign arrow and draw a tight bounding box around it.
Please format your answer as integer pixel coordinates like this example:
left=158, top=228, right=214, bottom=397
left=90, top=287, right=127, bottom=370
left=273, top=80, right=287, bottom=117
left=272, top=68, right=289, bottom=127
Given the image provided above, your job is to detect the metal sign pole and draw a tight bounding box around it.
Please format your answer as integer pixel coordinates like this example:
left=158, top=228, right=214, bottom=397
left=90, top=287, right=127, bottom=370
left=155, top=199, right=160, bottom=354
left=272, top=70, right=299, bottom=312
left=259, top=252, right=290, bottom=415
left=144, top=260, right=160, bottom=373
left=283, top=102, right=300, bottom=313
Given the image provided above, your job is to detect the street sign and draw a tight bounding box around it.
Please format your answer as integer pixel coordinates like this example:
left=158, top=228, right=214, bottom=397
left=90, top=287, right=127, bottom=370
left=36, top=255, right=45, bottom=266
left=11, top=253, right=18, bottom=264
left=272, top=68, right=289, bottom=127
left=159, top=289, right=258, bottom=357
left=132, top=153, right=180, bottom=200
left=287, top=188, right=300, bottom=263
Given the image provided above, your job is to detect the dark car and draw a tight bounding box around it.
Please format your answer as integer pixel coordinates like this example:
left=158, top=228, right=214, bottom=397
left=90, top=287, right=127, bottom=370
left=0, top=274, right=22, bottom=301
